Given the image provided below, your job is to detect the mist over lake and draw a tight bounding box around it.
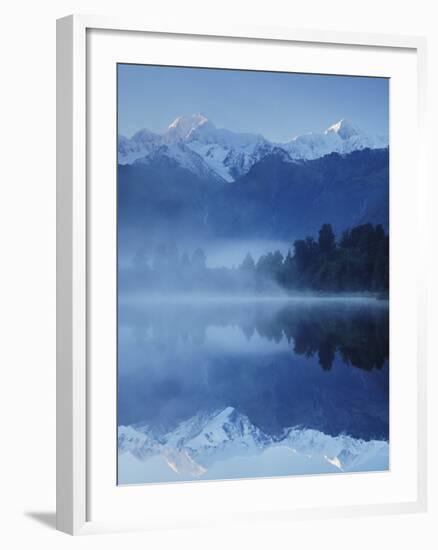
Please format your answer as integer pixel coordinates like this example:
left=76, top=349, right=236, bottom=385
left=117, top=64, right=389, bottom=484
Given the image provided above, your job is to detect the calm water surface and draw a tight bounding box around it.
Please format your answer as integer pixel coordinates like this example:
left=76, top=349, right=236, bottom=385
left=117, top=298, right=389, bottom=484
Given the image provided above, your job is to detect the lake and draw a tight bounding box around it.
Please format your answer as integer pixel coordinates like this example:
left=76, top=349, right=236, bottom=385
left=117, top=297, right=389, bottom=484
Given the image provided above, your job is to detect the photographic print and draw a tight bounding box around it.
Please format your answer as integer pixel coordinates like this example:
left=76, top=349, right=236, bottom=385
left=117, top=64, right=389, bottom=485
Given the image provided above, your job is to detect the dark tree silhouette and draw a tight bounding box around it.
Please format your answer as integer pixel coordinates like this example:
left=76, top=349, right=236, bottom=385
left=121, top=223, right=389, bottom=295
left=318, top=223, right=336, bottom=256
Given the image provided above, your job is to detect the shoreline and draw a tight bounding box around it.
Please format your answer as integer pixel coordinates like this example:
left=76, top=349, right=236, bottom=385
left=119, top=292, right=389, bottom=305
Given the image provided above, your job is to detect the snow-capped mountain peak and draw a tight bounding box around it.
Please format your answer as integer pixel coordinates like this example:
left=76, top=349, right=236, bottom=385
left=325, top=118, right=360, bottom=140
left=166, top=113, right=213, bottom=141
left=284, top=118, right=388, bottom=161
left=118, top=114, right=389, bottom=182
left=118, top=128, right=161, bottom=164
left=131, top=127, right=160, bottom=143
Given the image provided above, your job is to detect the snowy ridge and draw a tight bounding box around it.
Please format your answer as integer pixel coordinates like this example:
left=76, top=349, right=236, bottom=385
left=133, top=141, right=226, bottom=184
left=118, top=115, right=389, bottom=182
left=284, top=119, right=388, bottom=161
left=118, top=407, right=389, bottom=480
left=118, top=128, right=161, bottom=164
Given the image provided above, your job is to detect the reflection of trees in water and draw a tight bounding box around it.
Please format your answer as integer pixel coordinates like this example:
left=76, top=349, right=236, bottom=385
left=275, top=306, right=388, bottom=372
left=119, top=301, right=389, bottom=439
left=121, top=301, right=388, bottom=372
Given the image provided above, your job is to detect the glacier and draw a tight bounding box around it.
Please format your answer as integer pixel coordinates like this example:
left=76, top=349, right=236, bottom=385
left=118, top=406, right=389, bottom=484
left=118, top=114, right=389, bottom=183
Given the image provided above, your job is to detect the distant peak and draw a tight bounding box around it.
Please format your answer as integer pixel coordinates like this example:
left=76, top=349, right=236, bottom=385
left=168, top=113, right=210, bottom=128
left=167, top=113, right=214, bottom=139
left=131, top=127, right=159, bottom=141
left=325, top=119, right=361, bottom=139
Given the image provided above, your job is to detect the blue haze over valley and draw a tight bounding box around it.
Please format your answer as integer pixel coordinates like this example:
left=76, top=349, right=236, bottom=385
left=117, top=66, right=390, bottom=484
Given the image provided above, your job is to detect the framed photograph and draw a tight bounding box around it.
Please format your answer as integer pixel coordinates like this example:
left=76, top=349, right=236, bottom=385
left=57, top=15, right=428, bottom=535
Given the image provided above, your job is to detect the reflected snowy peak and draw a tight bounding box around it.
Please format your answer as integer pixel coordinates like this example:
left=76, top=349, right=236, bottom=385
left=118, top=406, right=389, bottom=483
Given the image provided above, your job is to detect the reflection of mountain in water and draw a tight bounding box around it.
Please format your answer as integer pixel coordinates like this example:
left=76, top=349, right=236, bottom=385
left=118, top=406, right=389, bottom=484
left=118, top=299, right=389, bottom=445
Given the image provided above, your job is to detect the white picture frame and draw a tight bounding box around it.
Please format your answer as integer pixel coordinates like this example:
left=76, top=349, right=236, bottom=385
left=56, top=14, right=428, bottom=535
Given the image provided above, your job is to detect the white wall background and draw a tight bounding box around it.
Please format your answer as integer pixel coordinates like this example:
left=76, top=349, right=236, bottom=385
left=0, top=0, right=436, bottom=547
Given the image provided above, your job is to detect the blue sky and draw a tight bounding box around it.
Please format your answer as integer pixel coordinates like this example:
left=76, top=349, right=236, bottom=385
left=118, top=64, right=389, bottom=142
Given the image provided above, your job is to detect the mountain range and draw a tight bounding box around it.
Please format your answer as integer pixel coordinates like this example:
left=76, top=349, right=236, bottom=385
left=118, top=406, right=389, bottom=482
left=118, top=114, right=389, bottom=244
left=118, top=114, right=389, bottom=183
